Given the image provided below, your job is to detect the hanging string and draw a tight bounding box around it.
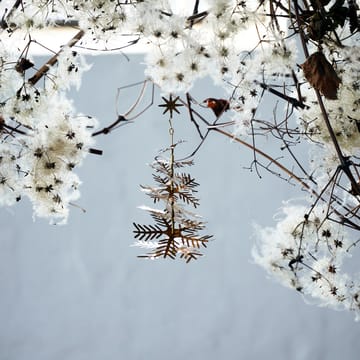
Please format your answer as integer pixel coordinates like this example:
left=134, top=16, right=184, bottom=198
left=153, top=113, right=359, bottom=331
left=168, top=116, right=175, bottom=243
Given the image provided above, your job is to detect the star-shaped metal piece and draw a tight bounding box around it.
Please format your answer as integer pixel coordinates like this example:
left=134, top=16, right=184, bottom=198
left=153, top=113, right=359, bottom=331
left=158, top=95, right=183, bottom=117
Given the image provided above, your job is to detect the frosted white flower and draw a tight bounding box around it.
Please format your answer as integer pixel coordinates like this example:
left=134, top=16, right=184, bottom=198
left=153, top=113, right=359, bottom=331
left=0, top=75, right=97, bottom=222
left=0, top=144, right=24, bottom=206
left=22, top=97, right=96, bottom=222
left=253, top=200, right=360, bottom=318
left=4, top=1, right=52, bottom=29
left=297, top=45, right=360, bottom=153
left=48, top=47, right=91, bottom=91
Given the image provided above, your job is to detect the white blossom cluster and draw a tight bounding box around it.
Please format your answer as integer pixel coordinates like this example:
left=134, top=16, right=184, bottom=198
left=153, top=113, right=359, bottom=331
left=253, top=203, right=360, bottom=320
left=298, top=44, right=360, bottom=155
left=248, top=4, right=360, bottom=318
left=0, top=43, right=96, bottom=223
left=3, top=0, right=284, bottom=92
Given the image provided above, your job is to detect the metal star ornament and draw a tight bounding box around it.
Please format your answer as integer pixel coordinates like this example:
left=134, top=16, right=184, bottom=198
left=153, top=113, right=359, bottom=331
left=158, top=95, right=183, bottom=117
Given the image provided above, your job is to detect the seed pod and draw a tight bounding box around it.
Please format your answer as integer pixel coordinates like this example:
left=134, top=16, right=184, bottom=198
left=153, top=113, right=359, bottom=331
left=15, top=58, right=34, bottom=73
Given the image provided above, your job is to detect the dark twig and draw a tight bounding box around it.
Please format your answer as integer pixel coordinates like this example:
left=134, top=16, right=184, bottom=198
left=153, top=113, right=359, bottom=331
left=92, top=80, right=154, bottom=137
left=92, top=115, right=129, bottom=137
left=254, top=80, right=308, bottom=109
left=186, top=93, right=204, bottom=140
left=28, top=30, right=85, bottom=86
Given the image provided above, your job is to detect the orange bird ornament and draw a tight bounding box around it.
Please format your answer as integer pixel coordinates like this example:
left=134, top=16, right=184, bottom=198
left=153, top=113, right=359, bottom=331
left=204, top=98, right=230, bottom=117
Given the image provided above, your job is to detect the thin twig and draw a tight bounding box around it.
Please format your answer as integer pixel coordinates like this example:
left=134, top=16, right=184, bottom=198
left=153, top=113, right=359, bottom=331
left=214, top=126, right=311, bottom=190
left=179, top=97, right=311, bottom=191
left=254, top=80, right=308, bottom=109
left=28, top=29, right=85, bottom=86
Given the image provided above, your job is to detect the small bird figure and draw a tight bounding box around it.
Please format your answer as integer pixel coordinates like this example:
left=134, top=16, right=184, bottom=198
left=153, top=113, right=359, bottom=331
left=203, top=98, right=230, bottom=117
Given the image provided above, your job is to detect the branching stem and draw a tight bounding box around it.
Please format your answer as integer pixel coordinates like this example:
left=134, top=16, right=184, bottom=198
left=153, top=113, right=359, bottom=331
left=28, top=30, right=85, bottom=86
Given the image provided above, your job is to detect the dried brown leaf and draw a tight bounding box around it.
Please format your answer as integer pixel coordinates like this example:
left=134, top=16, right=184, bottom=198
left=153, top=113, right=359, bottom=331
left=301, top=52, right=341, bottom=100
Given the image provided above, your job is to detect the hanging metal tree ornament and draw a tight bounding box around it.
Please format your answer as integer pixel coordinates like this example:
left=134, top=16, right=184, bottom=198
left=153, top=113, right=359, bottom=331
left=132, top=95, right=212, bottom=262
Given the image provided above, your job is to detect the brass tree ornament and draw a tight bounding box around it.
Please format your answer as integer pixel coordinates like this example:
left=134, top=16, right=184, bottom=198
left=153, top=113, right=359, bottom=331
left=133, top=95, right=212, bottom=262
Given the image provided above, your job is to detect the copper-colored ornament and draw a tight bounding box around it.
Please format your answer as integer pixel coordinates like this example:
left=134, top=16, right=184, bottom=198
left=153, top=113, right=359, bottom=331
left=204, top=98, right=230, bottom=117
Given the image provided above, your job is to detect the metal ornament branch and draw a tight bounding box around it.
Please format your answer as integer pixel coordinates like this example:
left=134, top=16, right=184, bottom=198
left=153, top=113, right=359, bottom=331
left=133, top=95, right=212, bottom=262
